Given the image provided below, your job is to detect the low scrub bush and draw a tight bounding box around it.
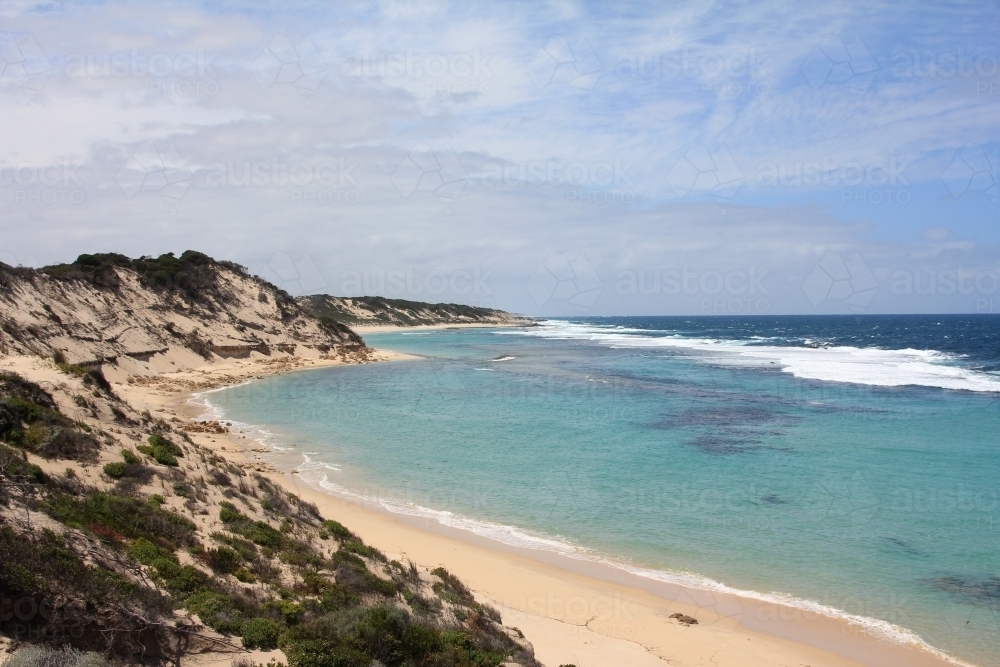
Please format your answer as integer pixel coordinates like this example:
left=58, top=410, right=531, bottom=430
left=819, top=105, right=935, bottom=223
left=431, top=567, right=475, bottom=605
left=103, top=461, right=126, bottom=478
left=0, top=373, right=99, bottom=461
left=219, top=502, right=286, bottom=549
left=0, top=644, right=109, bottom=667
left=45, top=492, right=196, bottom=549
left=0, top=442, right=46, bottom=482
left=138, top=433, right=183, bottom=466
left=321, top=519, right=355, bottom=540
left=241, top=617, right=284, bottom=650
left=183, top=591, right=245, bottom=635
left=207, top=545, right=242, bottom=573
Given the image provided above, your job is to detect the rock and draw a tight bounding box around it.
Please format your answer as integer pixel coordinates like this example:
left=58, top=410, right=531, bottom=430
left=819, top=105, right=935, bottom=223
left=669, top=612, right=698, bottom=625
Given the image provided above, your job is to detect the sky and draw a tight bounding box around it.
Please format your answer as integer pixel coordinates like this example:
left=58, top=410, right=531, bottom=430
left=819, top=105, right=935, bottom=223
left=1, top=0, right=999, bottom=315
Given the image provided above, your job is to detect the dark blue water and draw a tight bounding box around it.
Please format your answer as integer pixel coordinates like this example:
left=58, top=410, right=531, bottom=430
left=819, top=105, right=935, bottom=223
left=582, top=314, right=1000, bottom=372
left=205, top=315, right=1000, bottom=666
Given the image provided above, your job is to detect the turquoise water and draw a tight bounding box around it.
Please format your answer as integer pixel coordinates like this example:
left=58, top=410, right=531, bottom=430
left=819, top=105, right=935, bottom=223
left=204, top=317, right=1000, bottom=666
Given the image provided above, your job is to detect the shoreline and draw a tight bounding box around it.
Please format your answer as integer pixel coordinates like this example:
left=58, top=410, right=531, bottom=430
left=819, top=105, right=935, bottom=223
left=352, top=322, right=532, bottom=334
left=123, top=349, right=966, bottom=667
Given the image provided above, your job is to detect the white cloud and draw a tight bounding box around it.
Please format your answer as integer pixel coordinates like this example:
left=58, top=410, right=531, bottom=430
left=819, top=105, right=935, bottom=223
left=0, top=1, right=997, bottom=314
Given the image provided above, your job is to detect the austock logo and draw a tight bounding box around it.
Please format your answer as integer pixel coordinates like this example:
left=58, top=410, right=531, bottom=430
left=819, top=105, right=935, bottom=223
left=262, top=252, right=327, bottom=295
left=527, top=36, right=603, bottom=92
left=942, top=145, right=997, bottom=204
left=801, top=35, right=878, bottom=93
left=527, top=253, right=603, bottom=310
left=251, top=35, right=329, bottom=93
left=666, top=144, right=743, bottom=205
left=0, top=33, right=53, bottom=90
left=802, top=252, right=878, bottom=310
left=392, top=145, right=470, bottom=208
left=116, top=143, right=194, bottom=201
left=1, top=596, right=84, bottom=642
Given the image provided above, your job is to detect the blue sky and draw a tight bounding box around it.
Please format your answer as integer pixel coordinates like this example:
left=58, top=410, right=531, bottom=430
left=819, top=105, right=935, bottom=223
left=1, top=0, right=998, bottom=314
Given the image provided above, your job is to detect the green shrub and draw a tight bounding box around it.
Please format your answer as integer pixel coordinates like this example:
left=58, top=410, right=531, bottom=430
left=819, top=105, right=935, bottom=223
left=264, top=598, right=303, bottom=625
left=121, top=448, right=140, bottom=464
left=127, top=537, right=177, bottom=566
left=219, top=501, right=244, bottom=523
left=211, top=532, right=258, bottom=560
left=184, top=591, right=244, bottom=634
left=207, top=546, right=241, bottom=573
left=103, top=461, right=126, bottom=478
left=137, top=433, right=182, bottom=466
left=431, top=567, right=474, bottom=605
left=281, top=636, right=368, bottom=667
left=1, top=644, right=110, bottom=667
left=339, top=540, right=386, bottom=562
left=321, top=519, right=355, bottom=540
left=153, top=558, right=209, bottom=594
left=439, top=630, right=505, bottom=667
left=234, top=568, right=257, bottom=583
left=320, top=585, right=360, bottom=611
left=241, top=617, right=284, bottom=650
left=245, top=521, right=285, bottom=548
left=149, top=433, right=183, bottom=456
left=219, top=502, right=286, bottom=549
left=0, top=374, right=100, bottom=461
left=0, top=443, right=46, bottom=482
left=45, top=492, right=196, bottom=549
left=154, top=449, right=178, bottom=466
left=56, top=362, right=88, bottom=377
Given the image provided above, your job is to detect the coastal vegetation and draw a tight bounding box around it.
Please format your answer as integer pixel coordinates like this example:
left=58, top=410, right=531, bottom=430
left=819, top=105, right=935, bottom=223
left=0, top=251, right=365, bottom=369
left=0, top=369, right=540, bottom=666
left=0, top=249, right=542, bottom=666
left=298, top=295, right=532, bottom=328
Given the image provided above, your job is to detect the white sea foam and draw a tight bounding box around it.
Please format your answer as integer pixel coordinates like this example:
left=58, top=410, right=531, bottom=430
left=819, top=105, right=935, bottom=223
left=187, top=387, right=283, bottom=451
left=503, top=320, right=1000, bottom=393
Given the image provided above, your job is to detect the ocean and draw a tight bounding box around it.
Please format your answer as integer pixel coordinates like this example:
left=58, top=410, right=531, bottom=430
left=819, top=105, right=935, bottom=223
left=197, top=315, right=1000, bottom=666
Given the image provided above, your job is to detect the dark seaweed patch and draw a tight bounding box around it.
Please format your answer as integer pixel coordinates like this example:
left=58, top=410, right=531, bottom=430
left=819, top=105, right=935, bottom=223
left=929, top=576, right=1000, bottom=608
left=885, top=537, right=923, bottom=557
left=674, top=406, right=785, bottom=427
left=761, top=493, right=787, bottom=505
left=651, top=404, right=797, bottom=455
left=687, top=432, right=765, bottom=455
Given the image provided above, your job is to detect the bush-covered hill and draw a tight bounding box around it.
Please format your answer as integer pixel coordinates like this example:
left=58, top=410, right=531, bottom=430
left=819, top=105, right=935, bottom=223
left=0, top=368, right=541, bottom=667
left=298, top=295, right=533, bottom=328
left=0, top=252, right=364, bottom=369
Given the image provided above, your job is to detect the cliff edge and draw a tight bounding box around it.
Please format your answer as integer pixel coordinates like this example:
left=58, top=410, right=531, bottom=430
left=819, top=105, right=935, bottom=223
left=0, top=252, right=366, bottom=375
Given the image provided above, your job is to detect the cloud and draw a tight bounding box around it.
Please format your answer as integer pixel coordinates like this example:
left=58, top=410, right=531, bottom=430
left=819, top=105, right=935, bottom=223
left=0, top=1, right=998, bottom=314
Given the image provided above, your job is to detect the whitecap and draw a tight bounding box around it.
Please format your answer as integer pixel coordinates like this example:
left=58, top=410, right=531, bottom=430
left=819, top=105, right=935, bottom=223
left=502, top=321, right=1000, bottom=393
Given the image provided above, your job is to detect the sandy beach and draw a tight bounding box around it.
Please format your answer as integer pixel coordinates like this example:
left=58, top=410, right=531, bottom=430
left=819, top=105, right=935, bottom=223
left=93, top=345, right=963, bottom=667
left=351, top=322, right=532, bottom=334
